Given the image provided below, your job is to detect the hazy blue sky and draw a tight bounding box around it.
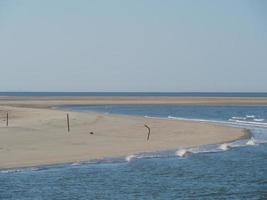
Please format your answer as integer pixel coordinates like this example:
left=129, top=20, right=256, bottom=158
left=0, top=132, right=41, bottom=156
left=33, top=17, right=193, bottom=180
left=0, top=0, right=266, bottom=92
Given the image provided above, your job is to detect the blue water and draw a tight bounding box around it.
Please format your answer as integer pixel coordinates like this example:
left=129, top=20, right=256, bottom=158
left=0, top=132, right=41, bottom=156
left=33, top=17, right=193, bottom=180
left=61, top=104, right=267, bottom=121
left=1, top=105, right=267, bottom=199
left=1, top=92, right=267, bottom=97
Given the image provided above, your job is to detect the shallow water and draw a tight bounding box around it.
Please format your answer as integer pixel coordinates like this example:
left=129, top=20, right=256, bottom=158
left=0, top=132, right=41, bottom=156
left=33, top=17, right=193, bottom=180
left=1, top=105, right=267, bottom=199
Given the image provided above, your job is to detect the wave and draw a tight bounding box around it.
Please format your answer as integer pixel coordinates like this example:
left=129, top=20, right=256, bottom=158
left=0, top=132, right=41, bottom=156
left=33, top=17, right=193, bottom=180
left=125, top=155, right=137, bottom=162
left=125, top=143, right=237, bottom=161
left=253, top=118, right=264, bottom=122
left=231, top=116, right=264, bottom=122
left=247, top=140, right=256, bottom=146
left=167, top=115, right=267, bottom=129
left=176, top=149, right=191, bottom=157
left=231, top=116, right=246, bottom=120
left=127, top=138, right=263, bottom=161
left=71, top=162, right=81, bottom=166
left=0, top=167, right=39, bottom=174
left=167, top=116, right=225, bottom=124
left=144, top=116, right=165, bottom=120
left=1, top=169, right=23, bottom=174
left=228, top=119, right=267, bottom=128
left=218, top=143, right=231, bottom=151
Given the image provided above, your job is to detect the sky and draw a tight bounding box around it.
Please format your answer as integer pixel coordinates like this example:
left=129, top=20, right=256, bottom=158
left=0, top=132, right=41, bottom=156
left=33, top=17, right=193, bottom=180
left=0, top=0, right=267, bottom=92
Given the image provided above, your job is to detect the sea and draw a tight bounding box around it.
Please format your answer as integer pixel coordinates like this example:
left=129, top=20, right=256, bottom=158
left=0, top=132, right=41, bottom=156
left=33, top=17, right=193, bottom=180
left=1, top=93, right=267, bottom=199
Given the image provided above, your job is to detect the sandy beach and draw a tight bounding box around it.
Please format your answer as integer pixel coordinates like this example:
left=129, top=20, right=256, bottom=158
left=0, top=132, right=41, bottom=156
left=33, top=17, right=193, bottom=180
left=0, top=96, right=259, bottom=169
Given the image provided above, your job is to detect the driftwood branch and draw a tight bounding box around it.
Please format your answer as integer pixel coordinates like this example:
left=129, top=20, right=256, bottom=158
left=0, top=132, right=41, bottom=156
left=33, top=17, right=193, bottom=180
left=144, top=124, right=151, bottom=141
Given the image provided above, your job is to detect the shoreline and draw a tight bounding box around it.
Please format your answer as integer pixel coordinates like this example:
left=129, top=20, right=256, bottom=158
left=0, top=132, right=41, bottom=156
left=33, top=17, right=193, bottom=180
left=0, top=97, right=254, bottom=169
left=1, top=130, right=251, bottom=172
left=0, top=128, right=251, bottom=171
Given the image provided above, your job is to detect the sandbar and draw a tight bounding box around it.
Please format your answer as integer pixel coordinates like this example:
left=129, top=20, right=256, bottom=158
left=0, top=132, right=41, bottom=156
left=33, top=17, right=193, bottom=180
left=0, top=96, right=255, bottom=169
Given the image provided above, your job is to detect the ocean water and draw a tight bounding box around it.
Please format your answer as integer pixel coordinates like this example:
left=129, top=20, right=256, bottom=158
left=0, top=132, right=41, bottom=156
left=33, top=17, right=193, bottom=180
left=1, top=105, right=267, bottom=199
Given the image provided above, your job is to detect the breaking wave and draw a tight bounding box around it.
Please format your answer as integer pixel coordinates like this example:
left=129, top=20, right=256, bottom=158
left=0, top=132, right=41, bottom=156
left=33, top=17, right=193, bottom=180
left=167, top=115, right=267, bottom=129
left=0, top=167, right=40, bottom=174
left=176, top=149, right=192, bottom=157
left=219, top=143, right=231, bottom=151
left=125, top=155, right=137, bottom=162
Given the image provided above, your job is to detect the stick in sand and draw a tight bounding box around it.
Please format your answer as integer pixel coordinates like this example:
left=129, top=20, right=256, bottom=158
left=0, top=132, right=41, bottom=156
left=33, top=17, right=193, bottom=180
left=6, top=112, right=8, bottom=127
left=67, top=113, right=70, bottom=132
left=144, top=124, right=151, bottom=141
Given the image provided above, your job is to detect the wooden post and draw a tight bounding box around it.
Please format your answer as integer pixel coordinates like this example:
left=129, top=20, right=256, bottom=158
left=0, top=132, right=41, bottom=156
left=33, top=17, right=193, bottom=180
left=67, top=113, right=70, bottom=132
left=6, top=112, right=8, bottom=127
left=144, top=124, right=150, bottom=141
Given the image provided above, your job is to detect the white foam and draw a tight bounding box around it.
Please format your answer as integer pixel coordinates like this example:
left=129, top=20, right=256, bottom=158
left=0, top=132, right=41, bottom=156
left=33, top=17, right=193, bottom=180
left=227, top=119, right=267, bottom=128
left=246, top=115, right=255, bottom=118
left=168, top=116, right=226, bottom=125
left=0, top=167, right=39, bottom=174
left=253, top=118, right=264, bottom=122
left=246, top=138, right=257, bottom=146
left=0, top=169, right=21, bottom=173
left=176, top=149, right=191, bottom=157
left=168, top=116, right=186, bottom=120
left=71, top=162, right=81, bottom=166
left=144, top=116, right=164, bottom=119
left=231, top=116, right=246, bottom=120
left=125, top=154, right=137, bottom=162
left=219, top=143, right=231, bottom=151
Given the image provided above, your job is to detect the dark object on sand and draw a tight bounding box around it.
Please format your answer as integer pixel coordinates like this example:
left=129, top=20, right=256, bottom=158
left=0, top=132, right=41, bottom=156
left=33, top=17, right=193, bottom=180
left=67, top=113, right=70, bottom=132
left=6, top=112, right=8, bottom=127
left=144, top=124, right=151, bottom=141
left=90, top=132, right=94, bottom=135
